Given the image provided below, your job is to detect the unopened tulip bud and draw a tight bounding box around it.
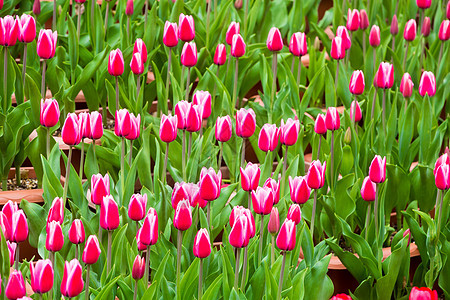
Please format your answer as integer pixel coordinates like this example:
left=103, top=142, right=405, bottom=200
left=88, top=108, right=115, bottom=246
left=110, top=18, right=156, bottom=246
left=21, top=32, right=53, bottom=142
left=349, top=70, right=365, bottom=95
left=359, top=10, right=369, bottom=30
left=68, top=219, right=85, bottom=244
left=289, top=176, right=311, bottom=204
left=400, top=73, right=414, bottom=98
left=267, top=207, right=279, bottom=235
left=369, top=25, right=381, bottom=47
left=419, top=71, right=436, bottom=97
left=416, top=0, right=431, bottom=9
left=325, top=107, right=341, bottom=131
left=409, top=287, right=438, bottom=300
left=60, top=259, right=84, bottom=298
left=46, top=220, right=64, bottom=252
left=181, top=42, right=198, bottom=67
left=439, top=20, right=450, bottom=41
left=215, top=116, right=232, bottom=142
left=226, top=22, right=240, bottom=46
left=369, top=155, right=386, bottom=183
left=280, top=118, right=300, bottom=146
left=350, top=100, right=362, bottom=122
left=231, top=34, right=246, bottom=58
left=276, top=219, right=296, bottom=251
left=178, top=14, right=195, bottom=42
left=160, top=114, right=178, bottom=143
left=258, top=124, right=279, bottom=152
left=314, top=114, right=327, bottom=135
left=174, top=200, right=192, bottom=231
left=390, top=15, right=399, bottom=35
left=287, top=204, right=302, bottom=225
left=266, top=27, right=283, bottom=51
left=132, top=255, right=145, bottom=280
left=361, top=176, right=376, bottom=201
left=82, top=235, right=101, bottom=265
left=193, top=228, right=211, bottom=258
left=404, top=19, right=417, bottom=41
left=214, top=43, right=227, bottom=65
left=346, top=9, right=360, bottom=31
left=5, top=270, right=26, bottom=300
left=344, top=127, right=352, bottom=144
left=108, top=49, right=124, bottom=76
left=421, top=17, right=431, bottom=37
left=163, top=21, right=179, bottom=47
left=235, top=108, right=256, bottom=138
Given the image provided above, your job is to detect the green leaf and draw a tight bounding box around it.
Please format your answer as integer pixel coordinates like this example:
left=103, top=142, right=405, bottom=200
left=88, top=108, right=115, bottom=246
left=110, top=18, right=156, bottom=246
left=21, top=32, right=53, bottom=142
left=20, top=200, right=46, bottom=248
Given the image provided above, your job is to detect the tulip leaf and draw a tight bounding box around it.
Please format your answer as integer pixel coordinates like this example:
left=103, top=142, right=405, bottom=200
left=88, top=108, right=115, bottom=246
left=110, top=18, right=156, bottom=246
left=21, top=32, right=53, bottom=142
left=94, top=275, right=121, bottom=300
left=19, top=199, right=46, bottom=249
left=142, top=251, right=170, bottom=299
left=180, top=258, right=200, bottom=300
left=303, top=254, right=333, bottom=300
left=409, top=165, right=436, bottom=213
left=0, top=230, right=10, bottom=280
left=202, top=273, right=223, bottom=300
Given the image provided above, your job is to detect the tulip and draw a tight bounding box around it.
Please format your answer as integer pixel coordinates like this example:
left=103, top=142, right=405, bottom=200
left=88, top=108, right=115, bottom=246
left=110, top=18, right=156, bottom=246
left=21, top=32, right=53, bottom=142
left=404, top=228, right=411, bottom=246
left=89, top=111, right=103, bottom=140
left=361, top=176, right=376, bottom=201
left=138, top=208, right=159, bottom=246
left=438, top=20, right=450, bottom=65
left=315, top=114, right=327, bottom=136
left=125, top=0, right=133, bottom=16
left=37, top=29, right=57, bottom=59
left=331, top=294, right=353, bottom=300
left=447, top=1, right=450, bottom=19
left=125, top=113, right=140, bottom=140
left=78, top=112, right=90, bottom=177
left=421, top=17, right=431, bottom=37
left=349, top=70, right=365, bottom=95
left=163, top=21, right=178, bottom=47
left=30, top=259, right=54, bottom=294
left=331, top=36, right=345, bottom=61
left=416, top=0, right=431, bottom=8
left=46, top=220, right=64, bottom=252
left=325, top=107, right=341, bottom=131
left=419, top=71, right=436, bottom=97
left=226, top=22, right=240, bottom=46
left=130, top=52, right=144, bottom=75
left=229, top=214, right=249, bottom=249
left=174, top=200, right=192, bottom=231
left=82, top=235, right=101, bottom=265
left=359, top=10, right=369, bottom=30
left=252, top=187, right=274, bottom=215
left=89, top=174, right=110, bottom=205
left=278, top=118, right=299, bottom=146
left=400, top=73, right=414, bottom=99
left=100, top=195, right=120, bottom=231
left=239, top=163, right=260, bottom=193
left=268, top=207, right=280, bottom=235
left=69, top=219, right=85, bottom=245
left=264, top=178, right=280, bottom=204
left=33, top=0, right=41, bottom=15
left=133, top=38, right=147, bottom=63
left=5, top=270, right=26, bottom=300
left=409, top=287, right=438, bottom=300
left=7, top=241, right=16, bottom=267
left=40, top=98, right=60, bottom=128
left=391, top=15, right=399, bottom=35
left=193, top=90, right=212, bottom=120
left=0, top=16, right=19, bottom=47
left=289, top=176, right=311, bottom=204
left=236, top=108, right=256, bottom=138
left=11, top=210, right=28, bottom=243
left=369, top=25, right=380, bottom=47
left=349, top=100, right=362, bottom=123
left=174, top=101, right=190, bottom=130
left=258, top=124, right=279, bottom=152
left=128, top=193, right=147, bottom=221
left=181, top=42, right=197, bottom=67
left=61, top=259, right=84, bottom=298
left=287, top=204, right=301, bottom=225
left=231, top=33, right=246, bottom=58
left=215, top=116, right=232, bottom=143
left=214, top=43, right=227, bottom=65
left=160, top=114, right=178, bottom=143
left=435, top=164, right=450, bottom=190
left=47, top=198, right=64, bottom=228
left=267, top=27, right=283, bottom=52
left=0, top=212, right=11, bottom=241
left=404, top=19, right=417, bottom=41
left=178, top=14, right=195, bottom=42
left=336, top=26, right=351, bottom=50
left=62, top=113, right=82, bottom=146
left=115, top=109, right=132, bottom=137
left=132, top=255, right=145, bottom=280
left=307, top=160, right=326, bottom=190
left=369, top=155, right=386, bottom=183
left=346, top=9, right=360, bottom=31
left=376, top=62, right=394, bottom=132
left=193, top=228, right=211, bottom=258
left=289, top=32, right=307, bottom=57
left=108, top=49, right=124, bottom=77
left=199, top=167, right=222, bottom=201
left=276, top=219, right=296, bottom=251
left=435, top=153, right=450, bottom=175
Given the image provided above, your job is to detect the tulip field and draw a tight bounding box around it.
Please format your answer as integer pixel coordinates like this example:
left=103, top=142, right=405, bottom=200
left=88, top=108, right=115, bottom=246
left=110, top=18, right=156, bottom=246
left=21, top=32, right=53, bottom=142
left=0, top=0, right=450, bottom=299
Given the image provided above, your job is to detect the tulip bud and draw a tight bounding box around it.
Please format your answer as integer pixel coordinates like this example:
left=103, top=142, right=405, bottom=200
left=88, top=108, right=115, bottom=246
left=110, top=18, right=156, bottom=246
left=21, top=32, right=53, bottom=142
left=236, top=108, right=256, bottom=138
left=231, top=34, right=246, bottom=58
left=90, top=174, right=110, bottom=205
left=100, top=195, right=120, bottom=231
left=361, top=176, right=376, bottom=201
left=369, top=25, right=381, bottom=47
left=447, top=1, right=450, bottom=19
left=60, top=259, right=84, bottom=298
left=252, top=186, right=274, bottom=215
left=289, top=176, right=311, bottom=204
left=108, top=49, right=124, bottom=77
left=229, top=214, right=249, bottom=248
left=331, top=36, right=345, bottom=60
left=62, top=113, right=82, bottom=146
left=18, top=14, right=36, bottom=43
left=128, top=194, right=147, bottom=221
left=419, top=71, right=436, bottom=97
left=7, top=241, right=16, bottom=266
left=280, top=118, right=300, bottom=146
left=409, top=287, right=438, bottom=300
left=400, top=73, right=414, bottom=98
left=240, top=162, right=260, bottom=192
left=160, top=114, right=178, bottom=143
left=193, top=228, right=211, bottom=258
left=30, top=259, right=54, bottom=294
left=174, top=200, right=192, bottom=231
left=359, top=10, right=369, bottom=30
left=314, top=114, right=327, bottom=135
left=376, top=62, right=394, bottom=89
left=349, top=70, right=365, bottom=95
left=125, top=113, right=140, bottom=140
left=276, top=219, right=296, bottom=251
left=181, top=42, right=198, bottom=67
left=336, top=26, right=351, bottom=50
left=267, top=27, right=283, bottom=52
left=346, top=9, right=360, bottom=31
left=344, top=127, right=352, bottom=144
left=186, top=104, right=202, bottom=132
left=439, top=20, right=450, bottom=41
left=390, top=15, right=399, bottom=35
left=435, top=164, right=450, bottom=190
left=130, top=53, right=144, bottom=75
left=89, top=111, right=103, bottom=140
left=139, top=208, right=159, bottom=246
left=37, top=29, right=57, bottom=59
left=40, top=99, right=60, bottom=128
left=172, top=182, right=200, bottom=209
left=287, top=204, right=302, bottom=225
left=215, top=116, right=232, bottom=142
left=199, top=167, right=222, bottom=201
left=5, top=270, right=26, bottom=300
left=0, top=16, right=20, bottom=47
left=350, top=100, right=362, bottom=122
left=0, top=212, right=11, bottom=241
left=214, top=43, right=227, bottom=65
left=136, top=229, right=147, bottom=252
left=404, top=19, right=417, bottom=41
left=33, top=0, right=41, bottom=15
left=307, top=160, right=326, bottom=189
left=82, top=235, right=101, bottom=264
left=133, top=38, right=147, bottom=63
left=226, top=22, right=240, bottom=46
left=416, top=0, right=431, bottom=9
left=325, top=107, right=341, bottom=131
left=115, top=109, right=132, bottom=137
left=258, top=124, right=279, bottom=152
left=264, top=178, right=280, bottom=204
left=434, top=153, right=450, bottom=175
left=125, top=0, right=133, bottom=16
left=267, top=207, right=280, bottom=235
left=46, top=220, right=64, bottom=252
left=369, top=155, right=386, bottom=183
left=289, top=32, right=307, bottom=57
left=178, top=14, right=195, bottom=42
left=11, top=210, right=28, bottom=243
left=192, top=90, right=212, bottom=119
left=132, top=255, right=145, bottom=280
left=69, top=219, right=85, bottom=245
left=421, top=17, right=431, bottom=37
left=330, top=294, right=352, bottom=300
left=163, top=21, right=179, bottom=47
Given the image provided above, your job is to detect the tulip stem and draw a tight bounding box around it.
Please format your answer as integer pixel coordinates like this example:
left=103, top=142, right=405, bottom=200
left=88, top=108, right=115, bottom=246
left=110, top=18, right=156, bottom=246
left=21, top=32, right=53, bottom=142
left=244, top=0, right=250, bottom=38
left=233, top=58, right=239, bottom=109
left=297, top=56, right=301, bottom=88
left=373, top=48, right=376, bottom=82
left=276, top=251, right=286, bottom=300
left=136, top=75, right=141, bottom=103
left=77, top=4, right=81, bottom=40
left=107, top=230, right=112, bottom=274
left=121, top=137, right=125, bottom=202
left=198, top=258, right=203, bottom=300
left=353, top=95, right=358, bottom=135
left=311, top=189, right=318, bottom=243
left=434, top=189, right=441, bottom=220
left=214, top=0, right=217, bottom=18
left=217, top=141, right=223, bottom=171
left=41, top=60, right=47, bottom=100
left=98, top=205, right=102, bottom=242
left=391, top=37, right=395, bottom=64
left=133, top=279, right=138, bottom=300
left=247, top=191, right=251, bottom=211
left=403, top=42, right=409, bottom=72
left=75, top=243, right=79, bottom=260
left=176, top=230, right=183, bottom=292
left=40, top=294, right=43, bottom=300
left=374, top=184, right=379, bottom=244
left=180, top=65, right=185, bottom=96
left=22, top=44, right=27, bottom=92
left=85, top=264, right=90, bottom=300
left=127, top=16, right=130, bottom=40
left=382, top=89, right=386, bottom=137
left=115, top=76, right=119, bottom=111
left=14, top=242, right=19, bottom=270
left=437, top=190, right=444, bottom=241
left=144, top=245, right=150, bottom=286
left=188, top=132, right=192, bottom=158
left=291, top=59, right=295, bottom=74
left=330, top=131, right=334, bottom=192
left=63, top=146, right=73, bottom=205
left=362, top=32, right=366, bottom=61
left=47, top=127, right=51, bottom=158
left=104, top=2, right=109, bottom=37
left=129, top=140, right=133, bottom=166
left=2, top=47, right=7, bottom=113
left=234, top=247, right=241, bottom=290
left=206, top=0, right=212, bottom=48
left=144, top=0, right=148, bottom=28
left=365, top=202, right=371, bottom=240
left=182, top=130, right=186, bottom=181
left=271, top=235, right=275, bottom=266
left=185, top=67, right=191, bottom=101
left=49, top=251, right=55, bottom=300
left=240, top=245, right=248, bottom=290
left=258, top=215, right=264, bottom=265
left=212, top=66, right=219, bottom=118
left=53, top=0, right=56, bottom=31
left=281, top=145, right=288, bottom=198
left=438, top=43, right=444, bottom=67
left=79, top=142, right=85, bottom=178
left=207, top=202, right=212, bottom=239
left=163, top=142, right=169, bottom=183
left=90, top=0, right=95, bottom=34
left=334, top=60, right=339, bottom=98
left=270, top=52, right=278, bottom=124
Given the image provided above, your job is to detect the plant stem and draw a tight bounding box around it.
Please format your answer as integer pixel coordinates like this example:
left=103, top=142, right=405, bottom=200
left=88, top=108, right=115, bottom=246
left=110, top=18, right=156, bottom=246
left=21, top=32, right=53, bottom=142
left=107, top=230, right=112, bottom=274
left=391, top=37, right=395, bottom=64
left=382, top=89, right=386, bottom=136
left=247, top=191, right=251, bottom=211
left=317, top=136, right=322, bottom=160
left=53, top=0, right=56, bottom=31
left=85, top=265, right=90, bottom=300
left=434, top=189, right=441, bottom=219
left=22, top=44, right=27, bottom=92
left=217, top=141, right=223, bottom=170
left=75, top=244, right=79, bottom=260
left=180, top=65, right=185, bottom=96
left=438, top=43, right=444, bottom=67
left=185, top=67, right=191, bottom=101
left=144, top=0, right=148, bottom=28
left=311, top=189, right=318, bottom=242
left=176, top=230, right=182, bottom=291
left=115, top=76, right=119, bottom=112
left=182, top=130, right=186, bottom=181
left=244, top=0, right=250, bottom=38
left=165, top=49, right=172, bottom=113
left=214, top=0, right=217, bottom=18
left=420, top=36, right=425, bottom=71
left=334, top=60, right=339, bottom=100
left=144, top=245, right=150, bottom=285
left=14, top=242, right=19, bottom=270
left=362, top=31, right=366, bottom=60
left=241, top=138, right=246, bottom=168
left=127, top=16, right=130, bottom=40
left=198, top=258, right=203, bottom=300
left=104, top=2, right=109, bottom=37
left=258, top=215, right=264, bottom=264
left=77, top=4, right=81, bottom=40
left=291, top=58, right=295, bottom=74
left=188, top=132, right=192, bottom=158
left=403, top=42, right=409, bottom=72
left=365, top=203, right=371, bottom=240
left=240, top=245, right=248, bottom=290
left=47, top=127, right=51, bottom=158
left=373, top=47, right=376, bottom=80
left=98, top=205, right=102, bottom=242
left=281, top=145, right=288, bottom=198
left=2, top=47, right=6, bottom=112
left=207, top=202, right=212, bottom=239
left=297, top=56, right=301, bottom=87
left=91, top=0, right=95, bottom=33
left=276, top=251, right=286, bottom=300
left=206, top=0, right=211, bottom=48
left=41, top=60, right=47, bottom=100
left=63, top=146, right=73, bottom=205
left=330, top=131, right=334, bottom=192
left=129, top=140, right=133, bottom=166
left=49, top=251, right=55, bottom=300
left=212, top=66, right=219, bottom=118
left=270, top=52, right=277, bottom=123
left=271, top=235, right=275, bottom=265
left=163, top=142, right=169, bottom=184
left=233, top=58, right=239, bottom=109
left=79, top=142, right=85, bottom=178
left=133, top=279, right=138, bottom=300
left=436, top=190, right=444, bottom=240
left=374, top=184, right=379, bottom=244
left=121, top=137, right=125, bottom=203
left=234, top=247, right=240, bottom=290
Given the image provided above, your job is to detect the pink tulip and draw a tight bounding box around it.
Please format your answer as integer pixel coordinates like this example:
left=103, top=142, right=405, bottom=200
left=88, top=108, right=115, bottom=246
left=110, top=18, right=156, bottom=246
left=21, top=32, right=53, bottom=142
left=82, top=235, right=101, bottom=264
left=226, top=22, right=240, bottom=45
left=181, top=42, right=198, bottom=67
left=279, top=118, right=300, bottom=146
left=376, top=62, right=394, bottom=89
left=325, top=107, right=341, bottom=131
left=11, top=210, right=28, bottom=243
left=331, top=36, right=345, bottom=60
left=199, top=167, right=222, bottom=201
left=40, top=98, right=60, bottom=128
left=331, top=294, right=352, bottom=300
left=409, top=287, right=438, bottom=300
left=62, top=113, right=82, bottom=145
left=175, top=100, right=191, bottom=130
left=439, top=20, right=450, bottom=41
left=60, top=259, right=84, bottom=298
left=133, top=38, right=147, bottom=63
left=230, top=206, right=255, bottom=238
left=7, top=241, right=16, bottom=266
left=346, top=9, right=360, bottom=31
left=359, top=10, right=369, bottom=30
left=178, top=14, right=195, bottom=42
left=400, top=73, right=414, bottom=98
left=100, top=195, right=120, bottom=231
left=0, top=212, right=11, bottom=241
left=369, top=25, right=380, bottom=47
left=289, top=32, right=307, bottom=56
left=78, top=112, right=91, bottom=139
left=193, top=90, right=212, bottom=119
left=174, top=199, right=192, bottom=231
left=349, top=70, right=365, bottom=95
left=289, top=176, right=311, bottom=204
left=307, top=160, right=326, bottom=189
left=115, top=109, right=132, bottom=137
left=108, top=49, right=124, bottom=76
left=89, top=174, right=110, bottom=206
left=435, top=164, right=450, bottom=190
left=258, top=124, right=279, bottom=152
left=264, top=178, right=280, bottom=204
left=391, top=15, right=399, bottom=35
left=18, top=14, right=36, bottom=43
left=416, top=0, right=432, bottom=9
left=361, top=176, right=376, bottom=201
left=163, top=21, right=179, bottom=47
left=172, top=182, right=201, bottom=209
left=139, top=208, right=158, bottom=245
left=229, top=214, right=249, bottom=248
left=267, top=207, right=280, bottom=235
left=347, top=100, right=362, bottom=123
left=447, top=1, right=450, bottom=19
left=125, top=113, right=140, bottom=140
left=231, top=34, right=246, bottom=57
left=276, top=219, right=296, bottom=251
left=193, top=228, right=211, bottom=258
left=240, top=162, right=260, bottom=191
left=128, top=193, right=147, bottom=221
left=336, top=26, right=351, bottom=50
left=404, top=19, right=417, bottom=41
left=267, top=27, right=283, bottom=51
left=252, top=187, right=274, bottom=215
left=132, top=255, right=145, bottom=280
left=69, top=219, right=85, bottom=245
left=315, top=114, right=327, bottom=135
left=160, top=114, right=178, bottom=143
left=37, top=29, right=57, bottom=59
left=46, top=220, right=64, bottom=252
left=286, top=204, right=301, bottom=225
left=125, top=0, right=133, bottom=15
left=33, top=0, right=41, bottom=15
left=419, top=71, right=436, bottom=97
left=89, top=111, right=103, bottom=140
left=434, top=153, right=450, bottom=175
left=5, top=270, right=26, bottom=300
left=215, top=116, right=232, bottom=142
left=130, top=52, right=144, bottom=75
left=214, top=43, right=227, bottom=65
left=369, top=155, right=386, bottom=183
left=47, top=197, right=64, bottom=226
left=421, top=17, right=431, bottom=37
left=30, top=259, right=54, bottom=294
left=0, top=16, right=19, bottom=46
left=236, top=108, right=256, bottom=138
left=186, top=104, right=202, bottom=132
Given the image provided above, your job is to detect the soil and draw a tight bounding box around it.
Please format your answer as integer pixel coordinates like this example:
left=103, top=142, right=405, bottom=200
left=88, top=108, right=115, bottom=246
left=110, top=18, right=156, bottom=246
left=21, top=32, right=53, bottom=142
left=3, top=178, right=38, bottom=191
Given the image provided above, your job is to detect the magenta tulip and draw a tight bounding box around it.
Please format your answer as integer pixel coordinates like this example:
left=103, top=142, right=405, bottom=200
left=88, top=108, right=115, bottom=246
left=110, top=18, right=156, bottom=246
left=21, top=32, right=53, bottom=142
left=361, top=176, right=377, bottom=201
left=258, top=124, right=279, bottom=152
left=128, top=194, right=147, bottom=221
left=132, top=255, right=145, bottom=280
left=421, top=17, right=431, bottom=37
left=289, top=32, right=307, bottom=56
left=5, top=270, right=26, bottom=300
left=11, top=210, right=28, bottom=243
left=215, top=116, right=232, bottom=142
left=276, top=219, right=296, bottom=251
left=100, top=195, right=120, bottom=231
left=435, top=164, right=450, bottom=190
left=289, top=176, right=311, bottom=204
left=359, top=10, right=369, bottom=30
left=193, top=90, right=212, bottom=119
left=193, top=228, right=211, bottom=258
left=439, top=20, right=450, bottom=41
left=78, top=112, right=91, bottom=139
left=252, top=187, right=274, bottom=215
left=82, top=235, right=101, bottom=265
left=214, top=43, right=227, bottom=65
left=139, top=208, right=159, bottom=246
left=240, top=162, right=260, bottom=191
left=231, top=34, right=246, bottom=57
left=7, top=241, right=16, bottom=266
left=267, top=207, right=280, bottom=235
left=46, top=220, right=64, bottom=252
left=400, top=73, right=414, bottom=98
left=419, top=71, right=436, bottom=97
left=133, top=38, right=147, bottom=63
left=369, top=25, right=380, bottom=47
left=404, top=19, right=417, bottom=41
left=181, top=42, right=198, bottom=67
left=40, top=98, right=60, bottom=128
left=279, top=118, right=299, bottom=146
left=350, top=100, right=362, bottom=122
left=114, top=109, right=132, bottom=137
left=62, top=113, right=81, bottom=146
left=346, top=9, right=360, bottom=31
left=178, top=13, right=195, bottom=42
left=267, top=27, right=283, bottom=51
left=69, top=219, right=85, bottom=245
left=160, top=114, right=178, bottom=143
left=325, top=107, right=341, bottom=131
left=0, top=16, right=19, bottom=46
left=199, top=167, right=222, bottom=201
left=18, top=14, right=36, bottom=43
left=409, top=287, right=438, bottom=300
left=47, top=198, right=64, bottom=227
left=174, top=200, right=192, bottom=231
left=125, top=0, right=133, bottom=15
left=391, top=15, right=399, bottom=35
left=89, top=111, right=103, bottom=140
left=108, top=49, right=124, bottom=76
left=376, top=62, right=394, bottom=89
left=416, top=0, right=432, bottom=8
left=60, top=259, right=84, bottom=298
left=236, top=108, right=256, bottom=138
left=307, top=160, right=326, bottom=189
left=30, top=259, right=54, bottom=294
left=349, top=70, right=365, bottom=95
left=264, top=178, right=280, bottom=204
left=369, top=155, right=386, bottom=183
left=130, top=52, right=144, bottom=75
left=315, top=114, right=327, bottom=135
left=89, top=174, right=110, bottom=206
left=125, top=113, right=140, bottom=140
left=163, top=21, right=179, bottom=47
left=37, top=29, right=57, bottom=59
left=336, top=26, right=351, bottom=50
left=226, top=22, right=240, bottom=46
left=172, top=182, right=200, bottom=209
left=286, top=204, right=301, bottom=225
left=229, top=214, right=249, bottom=248
left=331, top=36, right=345, bottom=60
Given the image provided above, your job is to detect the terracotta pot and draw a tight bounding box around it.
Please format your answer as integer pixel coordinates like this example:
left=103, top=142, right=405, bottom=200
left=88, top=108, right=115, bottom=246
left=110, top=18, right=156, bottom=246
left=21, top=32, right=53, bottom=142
left=0, top=167, right=44, bottom=205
